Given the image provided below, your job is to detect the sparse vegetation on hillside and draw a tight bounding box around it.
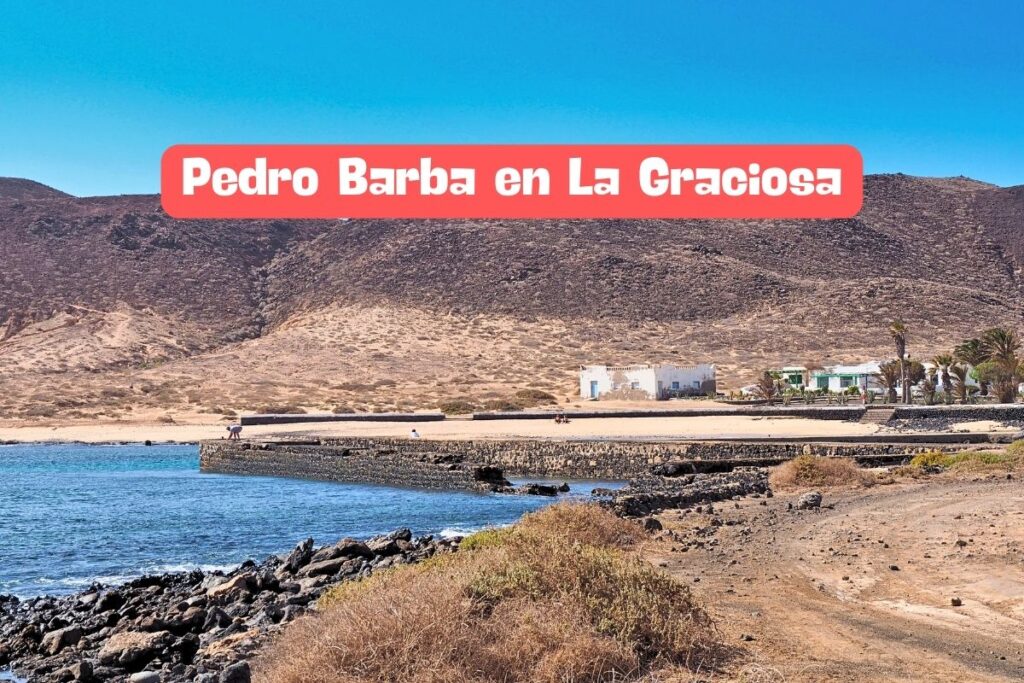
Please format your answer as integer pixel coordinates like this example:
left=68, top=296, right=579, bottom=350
left=514, top=388, right=558, bottom=406
left=3, top=175, right=1024, bottom=417
left=436, top=398, right=479, bottom=415
left=253, top=404, right=307, bottom=415
left=255, top=504, right=716, bottom=683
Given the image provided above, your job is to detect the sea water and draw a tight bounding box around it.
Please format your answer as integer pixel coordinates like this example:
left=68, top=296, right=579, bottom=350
left=0, top=444, right=621, bottom=598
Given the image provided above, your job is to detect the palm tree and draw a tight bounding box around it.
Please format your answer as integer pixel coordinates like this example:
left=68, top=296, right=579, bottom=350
left=950, top=363, right=971, bottom=403
left=980, top=327, right=1023, bottom=403
left=876, top=360, right=902, bottom=403
left=920, top=375, right=938, bottom=405
left=931, top=353, right=954, bottom=397
left=752, top=370, right=783, bottom=405
left=954, top=338, right=989, bottom=396
left=889, top=320, right=908, bottom=403
left=906, top=360, right=926, bottom=386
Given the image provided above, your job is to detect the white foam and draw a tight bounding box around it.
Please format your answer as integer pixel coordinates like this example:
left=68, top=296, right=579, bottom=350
left=9, top=562, right=241, bottom=597
left=438, top=526, right=481, bottom=539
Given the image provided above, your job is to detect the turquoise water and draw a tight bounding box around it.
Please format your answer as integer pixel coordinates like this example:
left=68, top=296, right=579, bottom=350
left=0, top=444, right=619, bottom=598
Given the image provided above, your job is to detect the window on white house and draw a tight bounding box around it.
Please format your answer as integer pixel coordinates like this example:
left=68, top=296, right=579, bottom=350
left=631, top=381, right=640, bottom=390
left=671, top=381, right=680, bottom=390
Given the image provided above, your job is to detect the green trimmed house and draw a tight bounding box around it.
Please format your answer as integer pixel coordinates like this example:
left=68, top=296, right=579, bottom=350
left=779, top=366, right=807, bottom=388
left=808, top=362, right=882, bottom=393
left=770, top=362, right=883, bottom=393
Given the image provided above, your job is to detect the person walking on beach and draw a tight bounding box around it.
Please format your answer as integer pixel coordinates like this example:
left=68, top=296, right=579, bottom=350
left=227, top=424, right=242, bottom=440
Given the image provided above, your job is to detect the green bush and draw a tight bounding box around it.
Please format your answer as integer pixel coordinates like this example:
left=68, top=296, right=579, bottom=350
left=909, top=450, right=954, bottom=468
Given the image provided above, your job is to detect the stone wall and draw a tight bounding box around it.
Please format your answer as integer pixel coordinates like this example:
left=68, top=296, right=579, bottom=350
left=892, top=405, right=1024, bottom=421
left=202, top=437, right=970, bottom=486
left=200, top=441, right=498, bottom=491
left=472, top=407, right=866, bottom=421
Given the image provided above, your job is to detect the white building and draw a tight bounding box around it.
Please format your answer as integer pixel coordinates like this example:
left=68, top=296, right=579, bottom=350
left=808, top=361, right=883, bottom=394
left=579, top=363, right=716, bottom=400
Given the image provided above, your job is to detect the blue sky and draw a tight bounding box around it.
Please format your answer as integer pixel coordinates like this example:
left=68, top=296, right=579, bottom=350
left=1, top=1, right=1022, bottom=196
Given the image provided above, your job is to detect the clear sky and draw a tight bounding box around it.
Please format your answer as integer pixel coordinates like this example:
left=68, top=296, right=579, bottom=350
left=1, top=1, right=1022, bottom=196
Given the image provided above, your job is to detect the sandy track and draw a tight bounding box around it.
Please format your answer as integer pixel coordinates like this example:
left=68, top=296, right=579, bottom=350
left=649, top=477, right=1024, bottom=681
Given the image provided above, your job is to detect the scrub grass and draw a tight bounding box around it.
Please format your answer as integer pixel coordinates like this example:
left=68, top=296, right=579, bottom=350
left=255, top=503, right=718, bottom=683
left=908, top=443, right=1024, bottom=473
left=770, top=455, right=876, bottom=490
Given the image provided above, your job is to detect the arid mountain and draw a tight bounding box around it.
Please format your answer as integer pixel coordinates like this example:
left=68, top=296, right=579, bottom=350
left=0, top=174, right=1022, bottom=420
left=0, top=177, right=71, bottom=201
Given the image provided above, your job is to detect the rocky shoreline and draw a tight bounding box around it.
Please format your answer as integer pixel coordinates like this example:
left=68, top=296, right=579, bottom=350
left=0, top=468, right=773, bottom=683
left=605, top=468, right=771, bottom=517
left=0, top=530, right=459, bottom=683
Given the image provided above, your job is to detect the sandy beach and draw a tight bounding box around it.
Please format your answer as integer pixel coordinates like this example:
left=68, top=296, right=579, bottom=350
left=0, top=414, right=898, bottom=444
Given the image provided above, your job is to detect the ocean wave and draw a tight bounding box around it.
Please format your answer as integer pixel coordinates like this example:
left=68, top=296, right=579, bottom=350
left=437, top=526, right=481, bottom=539
left=4, top=562, right=242, bottom=598
left=437, top=522, right=514, bottom=539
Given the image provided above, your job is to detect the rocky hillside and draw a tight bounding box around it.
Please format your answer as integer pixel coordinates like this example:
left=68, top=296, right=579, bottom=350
left=0, top=174, right=1021, bottom=418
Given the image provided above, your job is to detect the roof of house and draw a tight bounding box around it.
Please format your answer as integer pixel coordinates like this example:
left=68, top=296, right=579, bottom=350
left=812, top=361, right=882, bottom=376
left=580, top=363, right=714, bottom=372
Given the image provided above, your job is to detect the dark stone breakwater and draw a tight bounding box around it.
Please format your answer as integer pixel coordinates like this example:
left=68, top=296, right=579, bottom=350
left=200, top=438, right=966, bottom=484
left=199, top=441, right=511, bottom=492
left=0, top=530, right=460, bottom=683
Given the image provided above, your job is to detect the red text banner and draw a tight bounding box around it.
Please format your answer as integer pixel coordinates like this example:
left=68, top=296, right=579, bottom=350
left=161, top=144, right=863, bottom=219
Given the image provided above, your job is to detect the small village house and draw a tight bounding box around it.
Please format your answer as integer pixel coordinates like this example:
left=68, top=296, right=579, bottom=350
left=779, top=366, right=808, bottom=388
left=808, top=362, right=883, bottom=393
left=761, top=362, right=883, bottom=394
left=579, top=363, right=716, bottom=400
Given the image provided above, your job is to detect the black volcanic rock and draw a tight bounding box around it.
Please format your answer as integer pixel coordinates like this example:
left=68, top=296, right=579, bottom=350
left=0, top=530, right=460, bottom=682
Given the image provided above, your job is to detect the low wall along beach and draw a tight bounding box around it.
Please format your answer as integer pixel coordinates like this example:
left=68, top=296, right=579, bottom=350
left=199, top=437, right=973, bottom=487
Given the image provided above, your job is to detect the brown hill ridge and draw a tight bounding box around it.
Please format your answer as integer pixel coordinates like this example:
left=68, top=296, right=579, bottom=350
left=0, top=177, right=71, bottom=201
left=0, top=174, right=1022, bottom=420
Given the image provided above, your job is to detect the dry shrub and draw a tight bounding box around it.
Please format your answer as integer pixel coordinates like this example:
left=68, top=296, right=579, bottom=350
left=516, top=501, right=646, bottom=550
left=255, top=404, right=307, bottom=415
left=436, top=398, right=479, bottom=415
left=770, top=455, right=875, bottom=491
left=514, top=388, right=558, bottom=407
left=1007, top=439, right=1024, bottom=458
left=255, top=504, right=715, bottom=683
left=908, top=445, right=1024, bottom=473
left=481, top=399, right=523, bottom=412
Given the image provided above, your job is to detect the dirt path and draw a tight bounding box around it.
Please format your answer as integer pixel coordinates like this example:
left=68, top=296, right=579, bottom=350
left=648, top=476, right=1024, bottom=681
